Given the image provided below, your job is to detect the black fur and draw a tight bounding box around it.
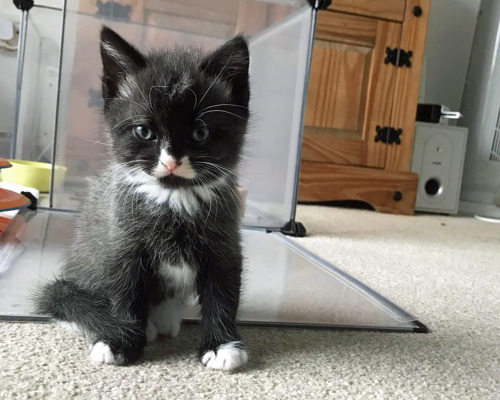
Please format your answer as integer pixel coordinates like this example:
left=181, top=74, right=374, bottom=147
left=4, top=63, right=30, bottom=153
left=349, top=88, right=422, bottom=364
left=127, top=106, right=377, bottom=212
left=35, top=26, right=249, bottom=366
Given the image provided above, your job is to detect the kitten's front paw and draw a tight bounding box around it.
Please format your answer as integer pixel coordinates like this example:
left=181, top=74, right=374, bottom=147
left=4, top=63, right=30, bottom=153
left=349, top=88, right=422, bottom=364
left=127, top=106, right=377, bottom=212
left=201, top=341, right=248, bottom=371
left=89, top=342, right=125, bottom=365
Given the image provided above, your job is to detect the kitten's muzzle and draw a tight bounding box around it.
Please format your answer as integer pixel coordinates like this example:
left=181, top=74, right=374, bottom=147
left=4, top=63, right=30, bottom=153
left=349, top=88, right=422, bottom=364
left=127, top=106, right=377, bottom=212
left=161, top=158, right=182, bottom=174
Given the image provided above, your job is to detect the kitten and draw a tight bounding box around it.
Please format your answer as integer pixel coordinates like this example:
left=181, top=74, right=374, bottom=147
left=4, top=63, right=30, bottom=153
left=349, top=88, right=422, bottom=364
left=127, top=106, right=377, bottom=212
left=35, top=26, right=250, bottom=371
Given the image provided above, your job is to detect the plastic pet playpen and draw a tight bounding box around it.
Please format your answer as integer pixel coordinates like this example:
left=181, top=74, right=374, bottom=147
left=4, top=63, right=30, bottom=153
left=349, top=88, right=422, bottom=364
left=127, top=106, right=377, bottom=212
left=0, top=0, right=427, bottom=333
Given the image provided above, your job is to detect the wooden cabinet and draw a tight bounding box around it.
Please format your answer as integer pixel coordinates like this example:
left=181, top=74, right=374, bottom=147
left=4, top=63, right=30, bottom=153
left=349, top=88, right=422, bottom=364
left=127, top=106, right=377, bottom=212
left=299, top=0, right=430, bottom=215
left=303, top=11, right=401, bottom=169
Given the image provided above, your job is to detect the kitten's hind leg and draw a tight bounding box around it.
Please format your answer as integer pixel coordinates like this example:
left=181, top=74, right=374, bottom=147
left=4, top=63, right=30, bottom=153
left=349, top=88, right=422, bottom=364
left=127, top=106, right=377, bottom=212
left=36, top=278, right=147, bottom=365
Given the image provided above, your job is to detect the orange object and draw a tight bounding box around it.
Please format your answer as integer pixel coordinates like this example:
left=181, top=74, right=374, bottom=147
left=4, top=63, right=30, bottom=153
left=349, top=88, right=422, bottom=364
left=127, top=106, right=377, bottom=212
left=0, top=188, right=30, bottom=212
left=0, top=158, right=11, bottom=169
left=0, top=216, right=10, bottom=234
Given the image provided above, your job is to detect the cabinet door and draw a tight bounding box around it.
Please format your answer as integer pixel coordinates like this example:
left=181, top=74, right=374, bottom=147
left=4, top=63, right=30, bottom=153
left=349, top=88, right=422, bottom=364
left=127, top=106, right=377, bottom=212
left=302, top=11, right=402, bottom=169
left=327, top=0, right=406, bottom=22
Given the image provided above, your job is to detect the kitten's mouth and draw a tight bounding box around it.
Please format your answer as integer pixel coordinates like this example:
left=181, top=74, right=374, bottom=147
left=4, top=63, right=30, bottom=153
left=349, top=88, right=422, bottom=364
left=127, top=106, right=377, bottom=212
left=157, top=174, right=192, bottom=188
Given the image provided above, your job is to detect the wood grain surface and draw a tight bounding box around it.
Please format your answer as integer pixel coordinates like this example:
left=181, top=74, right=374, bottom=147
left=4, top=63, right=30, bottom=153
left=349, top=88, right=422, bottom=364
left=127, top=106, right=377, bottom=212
left=298, top=161, right=418, bottom=215
left=327, top=0, right=407, bottom=22
left=385, top=0, right=431, bottom=171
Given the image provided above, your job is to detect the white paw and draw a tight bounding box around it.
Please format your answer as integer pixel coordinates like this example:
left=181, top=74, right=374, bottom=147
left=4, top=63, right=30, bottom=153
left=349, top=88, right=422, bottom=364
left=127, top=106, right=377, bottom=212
left=146, top=320, right=158, bottom=343
left=89, top=342, right=125, bottom=365
left=202, top=342, right=248, bottom=371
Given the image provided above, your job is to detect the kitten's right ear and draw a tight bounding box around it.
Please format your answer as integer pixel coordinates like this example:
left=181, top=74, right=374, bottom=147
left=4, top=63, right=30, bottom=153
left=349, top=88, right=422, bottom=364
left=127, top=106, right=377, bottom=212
left=100, top=26, right=146, bottom=99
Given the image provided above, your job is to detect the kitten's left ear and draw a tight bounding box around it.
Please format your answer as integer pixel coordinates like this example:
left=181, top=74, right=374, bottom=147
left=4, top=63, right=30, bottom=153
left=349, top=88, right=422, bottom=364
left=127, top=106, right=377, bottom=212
left=201, top=35, right=250, bottom=106
left=100, top=26, right=147, bottom=100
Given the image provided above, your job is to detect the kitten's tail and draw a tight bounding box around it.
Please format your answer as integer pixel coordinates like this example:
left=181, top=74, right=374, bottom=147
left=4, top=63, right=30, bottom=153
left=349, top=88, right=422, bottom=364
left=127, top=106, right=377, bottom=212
left=35, top=279, right=142, bottom=347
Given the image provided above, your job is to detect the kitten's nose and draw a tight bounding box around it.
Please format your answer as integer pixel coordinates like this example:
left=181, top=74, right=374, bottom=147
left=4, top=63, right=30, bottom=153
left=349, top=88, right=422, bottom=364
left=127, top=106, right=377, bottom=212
left=162, top=158, right=180, bottom=173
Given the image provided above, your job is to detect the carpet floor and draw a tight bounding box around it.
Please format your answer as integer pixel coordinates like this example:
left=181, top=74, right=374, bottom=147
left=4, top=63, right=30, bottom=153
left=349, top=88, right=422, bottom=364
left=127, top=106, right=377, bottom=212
left=1, top=205, right=499, bottom=399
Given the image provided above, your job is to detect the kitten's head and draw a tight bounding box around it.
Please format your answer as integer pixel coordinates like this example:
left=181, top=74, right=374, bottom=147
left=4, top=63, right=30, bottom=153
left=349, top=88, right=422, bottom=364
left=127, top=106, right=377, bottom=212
left=100, top=26, right=249, bottom=190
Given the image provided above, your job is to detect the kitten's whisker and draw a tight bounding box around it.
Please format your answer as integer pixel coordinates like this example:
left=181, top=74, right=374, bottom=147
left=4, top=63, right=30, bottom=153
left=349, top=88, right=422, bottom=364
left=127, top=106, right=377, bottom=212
left=192, top=173, right=215, bottom=226
left=194, top=154, right=222, bottom=161
left=202, top=165, right=243, bottom=179
left=198, top=55, right=232, bottom=107
left=148, top=85, right=170, bottom=111
left=196, top=161, right=247, bottom=182
left=108, top=114, right=150, bottom=133
left=123, top=75, right=154, bottom=115
left=199, top=169, right=239, bottom=215
left=198, top=109, right=245, bottom=120
left=81, top=138, right=110, bottom=146
left=195, top=118, right=208, bottom=132
left=94, top=161, right=149, bottom=200
left=186, top=87, right=198, bottom=111
left=105, top=97, right=151, bottom=115
left=197, top=103, right=247, bottom=114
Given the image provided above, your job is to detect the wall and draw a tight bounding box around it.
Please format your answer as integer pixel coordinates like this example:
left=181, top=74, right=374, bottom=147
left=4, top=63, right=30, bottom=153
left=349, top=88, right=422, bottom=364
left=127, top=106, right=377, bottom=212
left=419, top=0, right=481, bottom=112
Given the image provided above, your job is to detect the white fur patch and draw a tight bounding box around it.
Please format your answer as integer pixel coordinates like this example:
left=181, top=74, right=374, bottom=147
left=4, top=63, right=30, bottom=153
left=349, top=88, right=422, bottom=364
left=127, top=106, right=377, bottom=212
left=153, top=150, right=196, bottom=180
left=202, top=342, right=248, bottom=371
left=148, top=296, right=184, bottom=340
left=177, top=156, right=197, bottom=179
left=135, top=178, right=226, bottom=215
left=159, top=260, right=196, bottom=294
left=121, top=166, right=157, bottom=186
left=147, top=261, right=196, bottom=342
left=115, top=163, right=226, bottom=215
left=135, top=184, right=200, bottom=214
left=90, top=342, right=125, bottom=365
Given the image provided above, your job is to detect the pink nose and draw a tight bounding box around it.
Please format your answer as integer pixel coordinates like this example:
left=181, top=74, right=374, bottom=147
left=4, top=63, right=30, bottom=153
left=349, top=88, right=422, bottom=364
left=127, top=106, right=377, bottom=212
left=162, top=159, right=180, bottom=173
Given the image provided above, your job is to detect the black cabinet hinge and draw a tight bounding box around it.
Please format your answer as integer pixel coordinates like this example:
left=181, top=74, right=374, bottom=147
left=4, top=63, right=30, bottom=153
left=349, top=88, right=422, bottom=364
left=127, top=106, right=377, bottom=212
left=384, top=48, right=413, bottom=67
left=375, top=126, right=402, bottom=145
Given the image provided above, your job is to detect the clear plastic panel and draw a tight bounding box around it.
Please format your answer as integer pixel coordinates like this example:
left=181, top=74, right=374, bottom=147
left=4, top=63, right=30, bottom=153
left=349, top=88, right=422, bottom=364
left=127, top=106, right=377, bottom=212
left=47, top=0, right=311, bottom=228
left=0, top=210, right=417, bottom=330
left=12, top=6, right=62, bottom=168
left=243, top=8, right=312, bottom=227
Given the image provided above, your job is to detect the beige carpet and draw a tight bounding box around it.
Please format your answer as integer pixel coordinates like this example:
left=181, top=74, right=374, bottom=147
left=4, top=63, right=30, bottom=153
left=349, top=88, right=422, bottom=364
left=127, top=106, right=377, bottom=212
left=1, top=206, right=499, bottom=399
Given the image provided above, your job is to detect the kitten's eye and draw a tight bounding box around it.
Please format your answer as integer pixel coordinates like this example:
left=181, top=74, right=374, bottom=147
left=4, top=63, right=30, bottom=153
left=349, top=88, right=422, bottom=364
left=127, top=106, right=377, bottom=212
left=191, top=127, right=210, bottom=142
left=133, top=125, right=156, bottom=141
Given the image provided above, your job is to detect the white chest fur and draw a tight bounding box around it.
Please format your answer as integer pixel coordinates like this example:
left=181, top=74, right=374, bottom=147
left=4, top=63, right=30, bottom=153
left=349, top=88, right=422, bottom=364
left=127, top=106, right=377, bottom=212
left=148, top=260, right=197, bottom=342
left=158, top=260, right=197, bottom=297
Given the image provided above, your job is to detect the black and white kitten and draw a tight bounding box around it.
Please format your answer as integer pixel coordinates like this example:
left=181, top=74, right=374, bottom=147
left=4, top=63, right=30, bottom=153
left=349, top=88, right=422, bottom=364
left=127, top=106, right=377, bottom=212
left=36, top=26, right=249, bottom=371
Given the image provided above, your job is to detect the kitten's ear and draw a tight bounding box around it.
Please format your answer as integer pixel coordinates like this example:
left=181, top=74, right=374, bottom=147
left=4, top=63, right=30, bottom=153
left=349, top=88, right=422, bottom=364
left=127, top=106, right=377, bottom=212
left=100, top=26, right=146, bottom=99
left=201, top=35, right=250, bottom=106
